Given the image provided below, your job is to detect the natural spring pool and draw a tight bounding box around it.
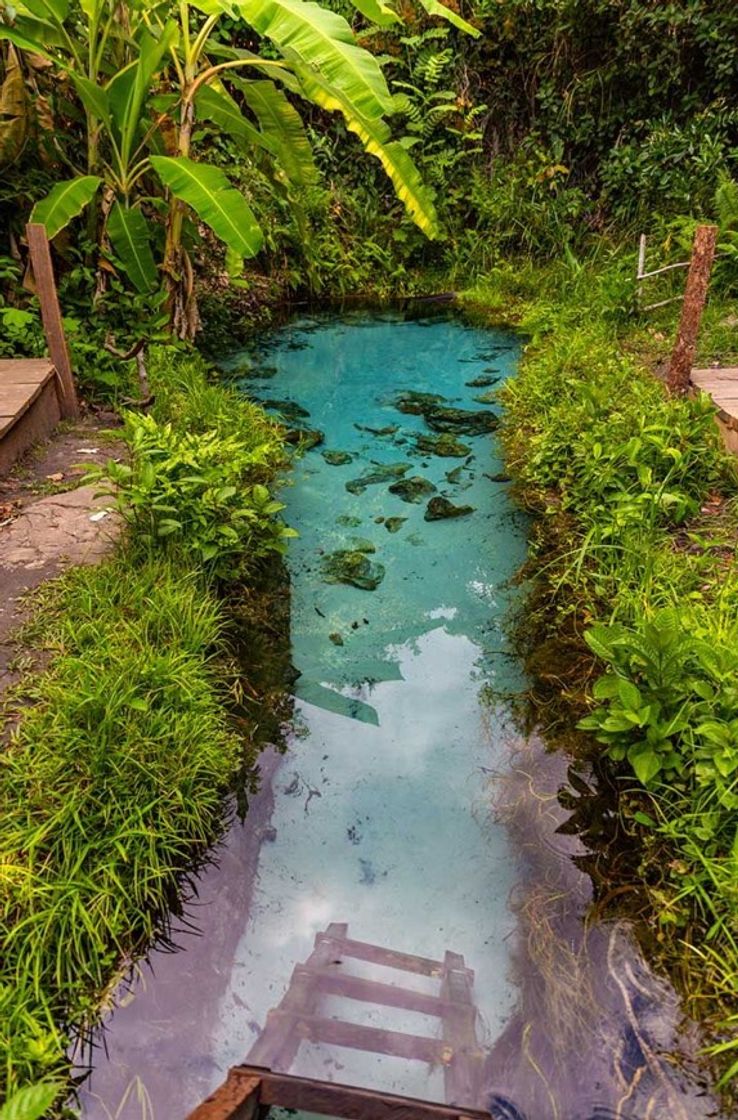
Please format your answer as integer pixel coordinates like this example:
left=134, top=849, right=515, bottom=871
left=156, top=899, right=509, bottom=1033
left=77, top=309, right=723, bottom=1120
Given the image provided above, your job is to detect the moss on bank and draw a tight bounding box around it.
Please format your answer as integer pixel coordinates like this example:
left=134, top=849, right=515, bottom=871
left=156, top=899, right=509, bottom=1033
left=462, top=257, right=738, bottom=1088
left=0, top=348, right=289, bottom=1105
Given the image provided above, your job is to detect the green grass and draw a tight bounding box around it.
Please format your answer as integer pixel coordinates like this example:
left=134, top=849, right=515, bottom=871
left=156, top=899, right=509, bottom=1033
left=462, top=253, right=738, bottom=1086
left=0, top=344, right=288, bottom=1105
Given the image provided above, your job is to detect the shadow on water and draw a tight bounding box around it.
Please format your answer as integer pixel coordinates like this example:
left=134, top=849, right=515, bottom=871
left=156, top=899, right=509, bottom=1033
left=75, top=308, right=724, bottom=1120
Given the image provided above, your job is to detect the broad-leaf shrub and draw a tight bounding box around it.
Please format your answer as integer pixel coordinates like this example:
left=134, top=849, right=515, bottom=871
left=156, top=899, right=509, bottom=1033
left=99, top=414, right=295, bottom=578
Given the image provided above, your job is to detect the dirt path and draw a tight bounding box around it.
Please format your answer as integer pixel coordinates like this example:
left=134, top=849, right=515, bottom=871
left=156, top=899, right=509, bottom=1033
left=0, top=417, right=124, bottom=694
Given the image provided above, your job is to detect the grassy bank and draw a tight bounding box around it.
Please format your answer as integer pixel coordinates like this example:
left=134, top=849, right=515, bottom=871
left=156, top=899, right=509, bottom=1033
left=0, top=348, right=289, bottom=1106
left=463, top=256, right=738, bottom=1084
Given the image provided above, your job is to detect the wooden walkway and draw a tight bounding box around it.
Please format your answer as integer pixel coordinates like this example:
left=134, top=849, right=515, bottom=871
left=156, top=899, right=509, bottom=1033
left=0, top=359, right=61, bottom=474
left=691, top=368, right=738, bottom=453
left=0, top=360, right=56, bottom=435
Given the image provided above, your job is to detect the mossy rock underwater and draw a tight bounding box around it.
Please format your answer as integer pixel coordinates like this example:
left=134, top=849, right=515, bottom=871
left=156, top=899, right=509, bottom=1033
left=322, top=450, right=354, bottom=466
left=424, top=497, right=475, bottom=521
left=394, top=393, right=498, bottom=435
left=414, top=434, right=472, bottom=458
left=345, top=463, right=410, bottom=495
left=388, top=476, right=437, bottom=503
left=321, top=549, right=385, bottom=590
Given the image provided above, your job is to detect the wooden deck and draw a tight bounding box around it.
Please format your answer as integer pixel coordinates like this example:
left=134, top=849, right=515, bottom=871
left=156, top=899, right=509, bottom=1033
left=0, top=359, right=61, bottom=474
left=691, top=367, right=738, bottom=454
left=0, top=360, right=56, bottom=434
left=691, top=367, right=738, bottom=417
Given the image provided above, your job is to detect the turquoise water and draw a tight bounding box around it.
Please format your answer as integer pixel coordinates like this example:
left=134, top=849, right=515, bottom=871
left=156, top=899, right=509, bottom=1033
left=77, top=310, right=722, bottom=1120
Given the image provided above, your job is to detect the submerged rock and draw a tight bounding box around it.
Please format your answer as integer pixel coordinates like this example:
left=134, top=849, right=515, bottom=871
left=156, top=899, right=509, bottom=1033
left=473, top=389, right=499, bottom=404
left=354, top=423, right=399, bottom=437
left=466, top=374, right=498, bottom=387
left=262, top=398, right=311, bottom=421
left=349, top=537, right=376, bottom=553
left=284, top=427, right=324, bottom=450
left=414, top=433, right=471, bottom=458
left=321, top=549, right=385, bottom=591
left=424, top=496, right=475, bottom=521
left=322, top=449, right=353, bottom=466
left=385, top=517, right=407, bottom=533
left=486, top=471, right=510, bottom=483
left=425, top=405, right=498, bottom=435
left=336, top=514, right=362, bottom=527
left=394, top=391, right=448, bottom=416
left=346, top=462, right=410, bottom=495
left=388, top=476, right=437, bottom=503
left=445, top=465, right=464, bottom=484
left=394, top=391, right=498, bottom=435
left=329, top=632, right=344, bottom=646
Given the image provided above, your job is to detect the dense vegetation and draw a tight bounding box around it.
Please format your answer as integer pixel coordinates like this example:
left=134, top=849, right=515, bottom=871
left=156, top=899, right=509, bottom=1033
left=3, top=0, right=738, bottom=1112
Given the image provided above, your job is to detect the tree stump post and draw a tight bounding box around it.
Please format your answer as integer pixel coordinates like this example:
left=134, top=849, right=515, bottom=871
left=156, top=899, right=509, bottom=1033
left=25, top=223, right=79, bottom=419
left=667, top=224, right=718, bottom=396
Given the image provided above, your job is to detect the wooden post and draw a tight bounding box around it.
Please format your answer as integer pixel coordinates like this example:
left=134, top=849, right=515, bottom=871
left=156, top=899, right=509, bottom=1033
left=25, top=223, right=79, bottom=418
left=667, top=224, right=718, bottom=396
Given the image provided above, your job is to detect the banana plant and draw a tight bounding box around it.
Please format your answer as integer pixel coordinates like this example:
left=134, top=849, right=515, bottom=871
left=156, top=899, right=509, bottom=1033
left=3, top=0, right=472, bottom=335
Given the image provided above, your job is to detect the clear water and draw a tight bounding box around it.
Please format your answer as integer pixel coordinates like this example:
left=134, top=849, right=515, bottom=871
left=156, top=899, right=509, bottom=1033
left=77, top=310, right=722, bottom=1120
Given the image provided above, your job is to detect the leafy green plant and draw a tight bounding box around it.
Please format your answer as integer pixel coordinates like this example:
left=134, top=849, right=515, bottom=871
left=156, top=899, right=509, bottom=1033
left=97, top=412, right=294, bottom=577
left=0, top=1080, right=63, bottom=1120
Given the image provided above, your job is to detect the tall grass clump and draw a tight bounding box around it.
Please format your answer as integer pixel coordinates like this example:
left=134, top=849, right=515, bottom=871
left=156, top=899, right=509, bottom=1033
left=463, top=255, right=738, bottom=1083
left=0, top=345, right=289, bottom=1103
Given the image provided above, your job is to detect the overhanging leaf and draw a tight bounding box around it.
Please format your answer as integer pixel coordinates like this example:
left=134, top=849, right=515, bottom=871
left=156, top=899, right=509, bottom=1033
left=150, top=155, right=263, bottom=258
left=417, top=0, right=479, bottom=36
left=231, top=77, right=317, bottom=186
left=29, top=174, right=102, bottom=238
left=350, top=0, right=400, bottom=26
left=196, top=84, right=277, bottom=156
left=106, top=201, right=157, bottom=292
left=70, top=72, right=111, bottom=127
left=238, top=0, right=393, bottom=120
left=297, top=68, right=439, bottom=238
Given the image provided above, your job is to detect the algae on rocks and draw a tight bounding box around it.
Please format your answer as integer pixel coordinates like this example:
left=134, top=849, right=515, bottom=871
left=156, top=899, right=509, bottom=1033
left=321, top=549, right=385, bottom=591
left=388, top=476, right=437, bottom=503
left=345, top=463, right=410, bottom=495
left=414, top=434, right=472, bottom=458
left=424, top=496, right=475, bottom=521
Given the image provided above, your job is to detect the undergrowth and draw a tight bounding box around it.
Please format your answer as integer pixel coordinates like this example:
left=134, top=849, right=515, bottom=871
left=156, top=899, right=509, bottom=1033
left=463, top=255, right=738, bottom=1086
left=0, top=347, right=288, bottom=1106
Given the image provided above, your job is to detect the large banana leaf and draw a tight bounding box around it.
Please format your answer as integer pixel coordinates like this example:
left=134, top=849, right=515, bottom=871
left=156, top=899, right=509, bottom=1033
left=196, top=84, right=277, bottom=156
left=30, top=175, right=102, bottom=238
left=70, top=73, right=111, bottom=128
left=150, top=155, right=263, bottom=257
left=106, top=201, right=157, bottom=292
left=349, top=0, right=400, bottom=26
left=298, top=69, right=439, bottom=238
left=0, top=45, right=28, bottom=166
left=108, top=24, right=177, bottom=168
left=0, top=25, right=56, bottom=60
left=417, top=0, right=479, bottom=36
left=230, top=77, right=317, bottom=187
left=238, top=0, right=393, bottom=121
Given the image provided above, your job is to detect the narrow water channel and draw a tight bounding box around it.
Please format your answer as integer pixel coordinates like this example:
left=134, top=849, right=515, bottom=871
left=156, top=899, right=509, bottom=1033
left=78, top=309, right=722, bottom=1120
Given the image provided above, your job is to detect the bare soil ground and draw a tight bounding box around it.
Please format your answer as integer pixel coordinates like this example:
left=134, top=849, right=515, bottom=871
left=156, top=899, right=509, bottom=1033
left=0, top=414, right=125, bottom=694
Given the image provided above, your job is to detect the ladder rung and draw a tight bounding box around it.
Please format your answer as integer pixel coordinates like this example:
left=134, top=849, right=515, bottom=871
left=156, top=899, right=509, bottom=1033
left=300, top=967, right=448, bottom=1016
left=316, top=932, right=457, bottom=978
left=271, top=1010, right=449, bottom=1064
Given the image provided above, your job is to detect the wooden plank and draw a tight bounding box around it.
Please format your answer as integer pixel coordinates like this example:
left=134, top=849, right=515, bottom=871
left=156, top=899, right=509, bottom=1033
left=185, top=1070, right=261, bottom=1120
left=316, top=932, right=448, bottom=978
left=668, top=224, right=718, bottom=395
left=254, top=1069, right=492, bottom=1120
left=269, top=1010, right=447, bottom=1064
left=0, top=359, right=54, bottom=384
left=0, top=379, right=50, bottom=436
left=308, top=968, right=448, bottom=1017
left=25, top=223, right=79, bottom=418
left=440, top=952, right=483, bottom=1108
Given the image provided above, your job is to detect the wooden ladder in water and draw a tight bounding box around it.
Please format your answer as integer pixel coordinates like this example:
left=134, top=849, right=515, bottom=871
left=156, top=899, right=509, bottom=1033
left=188, top=922, right=490, bottom=1120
